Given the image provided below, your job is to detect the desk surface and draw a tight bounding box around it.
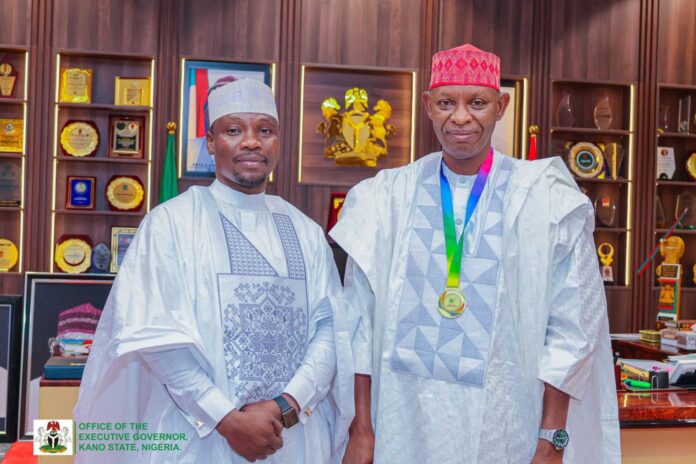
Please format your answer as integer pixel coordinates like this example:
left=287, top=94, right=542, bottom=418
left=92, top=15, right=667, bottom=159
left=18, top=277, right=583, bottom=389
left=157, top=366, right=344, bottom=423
left=619, top=390, right=696, bottom=426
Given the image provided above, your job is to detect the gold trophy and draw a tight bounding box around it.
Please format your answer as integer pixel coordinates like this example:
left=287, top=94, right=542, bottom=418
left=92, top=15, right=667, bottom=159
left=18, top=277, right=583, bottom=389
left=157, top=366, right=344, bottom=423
left=0, top=59, right=17, bottom=97
left=597, top=243, right=614, bottom=284
left=656, top=236, right=685, bottom=321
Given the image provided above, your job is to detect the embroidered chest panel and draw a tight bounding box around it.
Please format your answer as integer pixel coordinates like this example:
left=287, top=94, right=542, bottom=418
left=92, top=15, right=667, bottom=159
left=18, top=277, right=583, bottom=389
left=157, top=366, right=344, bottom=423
left=390, top=156, right=513, bottom=387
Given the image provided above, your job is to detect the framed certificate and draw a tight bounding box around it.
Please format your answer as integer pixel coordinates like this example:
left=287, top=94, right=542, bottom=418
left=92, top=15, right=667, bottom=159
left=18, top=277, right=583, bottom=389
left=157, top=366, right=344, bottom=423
left=108, top=116, right=145, bottom=158
left=105, top=176, right=145, bottom=211
left=59, top=68, right=92, bottom=103
left=110, top=227, right=137, bottom=273
left=60, top=120, right=99, bottom=157
left=65, top=176, right=96, bottom=210
left=114, top=77, right=151, bottom=106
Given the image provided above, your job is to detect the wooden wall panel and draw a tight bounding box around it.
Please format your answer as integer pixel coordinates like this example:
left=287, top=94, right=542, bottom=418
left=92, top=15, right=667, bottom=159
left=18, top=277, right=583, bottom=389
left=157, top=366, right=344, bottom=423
left=438, top=0, right=534, bottom=77
left=549, top=0, right=641, bottom=81
left=0, top=0, right=32, bottom=46
left=295, top=0, right=423, bottom=227
left=300, top=0, right=422, bottom=68
left=179, top=0, right=280, bottom=60
left=657, top=0, right=696, bottom=84
left=52, top=0, right=160, bottom=54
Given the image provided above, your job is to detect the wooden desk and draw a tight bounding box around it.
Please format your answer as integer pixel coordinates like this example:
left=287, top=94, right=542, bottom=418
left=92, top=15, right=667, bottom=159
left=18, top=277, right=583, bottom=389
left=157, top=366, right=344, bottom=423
left=38, top=379, right=80, bottom=464
left=611, top=338, right=688, bottom=360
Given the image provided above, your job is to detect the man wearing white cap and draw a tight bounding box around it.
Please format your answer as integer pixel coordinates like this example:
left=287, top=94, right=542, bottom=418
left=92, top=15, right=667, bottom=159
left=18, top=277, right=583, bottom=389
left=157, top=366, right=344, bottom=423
left=75, top=78, right=355, bottom=463
left=333, top=45, right=620, bottom=463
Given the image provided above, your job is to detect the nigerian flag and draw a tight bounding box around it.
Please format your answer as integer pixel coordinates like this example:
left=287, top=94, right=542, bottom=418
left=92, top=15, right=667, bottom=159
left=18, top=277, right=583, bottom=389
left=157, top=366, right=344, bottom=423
left=158, top=122, right=179, bottom=204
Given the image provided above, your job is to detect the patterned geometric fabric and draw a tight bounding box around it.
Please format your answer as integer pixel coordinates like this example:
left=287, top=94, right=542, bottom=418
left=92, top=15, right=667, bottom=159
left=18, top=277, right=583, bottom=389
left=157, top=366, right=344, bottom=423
left=429, top=44, right=500, bottom=91
left=218, top=213, right=309, bottom=404
left=390, top=155, right=513, bottom=387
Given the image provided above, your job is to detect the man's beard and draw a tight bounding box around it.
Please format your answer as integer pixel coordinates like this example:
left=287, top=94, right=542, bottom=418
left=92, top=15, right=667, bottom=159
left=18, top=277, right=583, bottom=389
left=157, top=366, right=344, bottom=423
left=230, top=170, right=267, bottom=188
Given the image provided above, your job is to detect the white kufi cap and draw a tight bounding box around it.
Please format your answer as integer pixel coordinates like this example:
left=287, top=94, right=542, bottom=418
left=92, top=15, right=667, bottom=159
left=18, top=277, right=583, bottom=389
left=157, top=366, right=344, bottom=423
left=207, top=78, right=278, bottom=126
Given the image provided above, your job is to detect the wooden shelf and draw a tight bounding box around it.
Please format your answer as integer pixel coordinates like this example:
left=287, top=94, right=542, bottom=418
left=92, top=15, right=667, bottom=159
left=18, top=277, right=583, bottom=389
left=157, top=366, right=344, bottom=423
left=55, top=210, right=145, bottom=217
left=0, top=272, right=22, bottom=276
left=57, top=156, right=148, bottom=165
left=551, top=127, right=632, bottom=136
left=658, top=83, right=696, bottom=91
left=0, top=206, right=22, bottom=212
left=657, top=132, right=696, bottom=139
left=605, top=286, right=631, bottom=291
left=656, top=228, right=696, bottom=235
left=0, top=152, right=23, bottom=158
left=656, top=180, right=696, bottom=187
left=56, top=102, right=151, bottom=112
left=551, top=78, right=634, bottom=87
left=574, top=176, right=630, bottom=184
left=0, top=98, right=25, bottom=105
left=57, top=49, right=154, bottom=61
left=596, top=227, right=629, bottom=233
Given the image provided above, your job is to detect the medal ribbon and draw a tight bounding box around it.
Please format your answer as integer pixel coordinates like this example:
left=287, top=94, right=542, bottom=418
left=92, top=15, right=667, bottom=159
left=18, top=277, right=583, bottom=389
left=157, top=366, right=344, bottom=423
left=440, top=148, right=494, bottom=289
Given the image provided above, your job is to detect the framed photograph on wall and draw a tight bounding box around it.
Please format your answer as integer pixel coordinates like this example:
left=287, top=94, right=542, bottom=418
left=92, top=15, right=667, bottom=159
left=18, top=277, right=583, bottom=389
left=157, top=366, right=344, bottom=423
left=18, top=273, right=114, bottom=438
left=179, top=59, right=274, bottom=178
left=299, top=64, right=416, bottom=187
left=491, top=78, right=528, bottom=158
left=0, top=295, right=21, bottom=442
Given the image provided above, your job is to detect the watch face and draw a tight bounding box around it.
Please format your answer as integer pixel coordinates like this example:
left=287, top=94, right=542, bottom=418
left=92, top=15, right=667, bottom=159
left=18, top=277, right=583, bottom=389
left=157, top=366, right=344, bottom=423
left=552, top=429, right=569, bottom=448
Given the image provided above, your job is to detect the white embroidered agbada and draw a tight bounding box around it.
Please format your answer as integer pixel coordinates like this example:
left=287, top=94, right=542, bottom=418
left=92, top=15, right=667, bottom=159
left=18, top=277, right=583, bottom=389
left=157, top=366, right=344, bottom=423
left=74, top=180, right=356, bottom=463
left=330, top=151, right=621, bottom=463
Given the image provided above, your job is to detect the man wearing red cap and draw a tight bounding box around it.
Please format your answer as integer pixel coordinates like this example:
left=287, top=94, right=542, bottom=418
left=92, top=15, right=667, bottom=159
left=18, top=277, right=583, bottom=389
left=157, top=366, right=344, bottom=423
left=332, top=44, right=620, bottom=463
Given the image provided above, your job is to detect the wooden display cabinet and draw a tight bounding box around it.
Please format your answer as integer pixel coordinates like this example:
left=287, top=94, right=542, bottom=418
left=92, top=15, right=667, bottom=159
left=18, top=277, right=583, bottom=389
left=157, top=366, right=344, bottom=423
left=547, top=80, right=636, bottom=293
left=50, top=51, right=154, bottom=273
left=0, top=47, right=28, bottom=275
left=651, top=84, right=696, bottom=319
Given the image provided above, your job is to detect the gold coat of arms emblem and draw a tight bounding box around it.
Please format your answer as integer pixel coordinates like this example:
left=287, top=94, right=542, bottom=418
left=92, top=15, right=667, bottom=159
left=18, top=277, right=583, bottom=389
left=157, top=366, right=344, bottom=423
left=316, top=88, right=396, bottom=167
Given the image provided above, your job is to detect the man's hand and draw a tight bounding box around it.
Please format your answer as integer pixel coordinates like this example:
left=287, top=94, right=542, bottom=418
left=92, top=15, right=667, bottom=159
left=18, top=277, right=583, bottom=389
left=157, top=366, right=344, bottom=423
left=216, top=409, right=283, bottom=462
left=342, top=419, right=374, bottom=464
left=531, top=439, right=563, bottom=464
left=243, top=394, right=300, bottom=421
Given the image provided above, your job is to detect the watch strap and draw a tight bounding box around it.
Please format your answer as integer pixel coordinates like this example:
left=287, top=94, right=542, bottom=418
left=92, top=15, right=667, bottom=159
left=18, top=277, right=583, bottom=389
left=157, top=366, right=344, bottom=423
left=538, top=428, right=568, bottom=451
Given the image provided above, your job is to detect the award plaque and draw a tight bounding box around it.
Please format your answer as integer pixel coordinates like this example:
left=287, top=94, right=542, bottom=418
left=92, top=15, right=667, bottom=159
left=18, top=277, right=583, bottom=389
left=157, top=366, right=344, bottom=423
left=659, top=105, right=671, bottom=132
left=60, top=120, right=99, bottom=157
left=114, top=77, right=151, bottom=106
left=686, top=152, right=696, bottom=181
left=59, top=68, right=93, bottom=103
left=0, top=160, right=21, bottom=207
left=55, top=236, right=92, bottom=273
left=0, top=238, right=19, bottom=271
left=326, top=192, right=346, bottom=231
left=66, top=176, right=96, bottom=210
left=675, top=191, right=696, bottom=229
left=0, top=57, right=17, bottom=98
left=0, top=119, right=23, bottom=153
left=597, top=243, right=614, bottom=284
left=568, top=142, right=604, bottom=178
left=110, top=227, right=137, bottom=273
left=656, top=146, right=676, bottom=180
left=105, top=176, right=145, bottom=211
left=555, top=92, right=575, bottom=127
left=108, top=116, right=144, bottom=158
left=678, top=96, right=692, bottom=134
left=603, top=143, right=625, bottom=180
left=657, top=236, right=685, bottom=321
left=594, top=195, right=617, bottom=227
left=91, top=242, right=111, bottom=273
left=593, top=95, right=613, bottom=130
left=655, top=196, right=667, bottom=228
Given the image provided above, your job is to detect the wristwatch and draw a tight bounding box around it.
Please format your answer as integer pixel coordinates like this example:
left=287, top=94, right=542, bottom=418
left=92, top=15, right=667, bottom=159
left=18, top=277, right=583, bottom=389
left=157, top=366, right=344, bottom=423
left=538, top=428, right=569, bottom=451
left=273, top=395, right=299, bottom=429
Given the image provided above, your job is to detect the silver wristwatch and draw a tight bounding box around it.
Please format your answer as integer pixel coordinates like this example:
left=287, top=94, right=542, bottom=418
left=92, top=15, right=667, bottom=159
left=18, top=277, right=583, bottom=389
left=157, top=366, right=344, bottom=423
left=538, top=428, right=569, bottom=451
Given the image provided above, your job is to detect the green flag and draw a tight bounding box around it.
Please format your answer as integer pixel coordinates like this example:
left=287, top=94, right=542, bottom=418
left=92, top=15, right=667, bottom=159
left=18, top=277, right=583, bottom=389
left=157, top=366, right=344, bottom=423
left=158, top=122, right=179, bottom=204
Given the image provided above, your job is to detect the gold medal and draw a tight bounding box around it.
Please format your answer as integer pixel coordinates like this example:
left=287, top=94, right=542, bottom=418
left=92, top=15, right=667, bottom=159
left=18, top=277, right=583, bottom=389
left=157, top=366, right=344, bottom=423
left=438, top=287, right=466, bottom=318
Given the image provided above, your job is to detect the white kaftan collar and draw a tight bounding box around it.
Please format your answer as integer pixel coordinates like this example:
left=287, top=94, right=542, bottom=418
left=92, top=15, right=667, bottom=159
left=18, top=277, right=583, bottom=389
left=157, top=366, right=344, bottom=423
left=209, top=179, right=266, bottom=210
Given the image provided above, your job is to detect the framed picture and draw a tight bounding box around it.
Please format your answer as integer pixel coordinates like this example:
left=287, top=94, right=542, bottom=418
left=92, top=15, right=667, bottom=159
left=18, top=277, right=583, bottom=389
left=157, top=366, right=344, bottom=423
left=0, top=295, right=21, bottom=442
left=179, top=58, right=274, bottom=178
left=299, top=64, right=416, bottom=187
left=491, top=78, right=529, bottom=158
left=108, top=115, right=145, bottom=159
left=110, top=226, right=138, bottom=273
left=19, top=273, right=114, bottom=438
left=114, top=77, right=151, bottom=106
